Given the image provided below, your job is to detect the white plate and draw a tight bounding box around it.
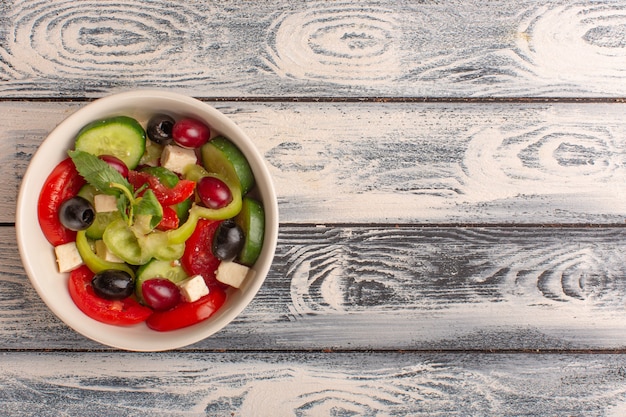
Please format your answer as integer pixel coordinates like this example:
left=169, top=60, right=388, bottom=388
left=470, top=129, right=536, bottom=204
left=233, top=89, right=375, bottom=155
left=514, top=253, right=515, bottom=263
left=16, top=90, right=278, bottom=351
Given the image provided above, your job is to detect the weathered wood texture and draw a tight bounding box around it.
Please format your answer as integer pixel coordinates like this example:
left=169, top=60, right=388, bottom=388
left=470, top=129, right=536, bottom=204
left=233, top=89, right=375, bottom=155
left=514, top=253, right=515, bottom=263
left=3, top=0, right=626, bottom=414
left=1, top=0, right=626, bottom=98
left=4, top=101, right=625, bottom=224
left=1, top=351, right=626, bottom=416
left=3, top=225, right=626, bottom=350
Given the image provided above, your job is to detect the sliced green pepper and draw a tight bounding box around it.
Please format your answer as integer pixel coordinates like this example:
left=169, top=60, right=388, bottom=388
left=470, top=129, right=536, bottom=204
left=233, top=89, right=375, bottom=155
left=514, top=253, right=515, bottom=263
left=167, top=184, right=242, bottom=245
left=141, top=231, right=184, bottom=261
left=75, top=230, right=134, bottom=277
left=167, top=168, right=243, bottom=245
left=102, top=219, right=149, bottom=266
left=182, top=164, right=210, bottom=183
left=85, top=211, right=121, bottom=240
left=102, top=218, right=186, bottom=265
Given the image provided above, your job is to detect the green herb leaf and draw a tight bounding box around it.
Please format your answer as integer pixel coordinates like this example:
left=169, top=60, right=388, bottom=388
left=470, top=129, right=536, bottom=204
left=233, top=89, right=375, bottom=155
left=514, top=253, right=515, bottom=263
left=68, top=150, right=132, bottom=196
left=133, top=182, right=149, bottom=198
left=116, top=192, right=130, bottom=223
left=133, top=189, right=163, bottom=230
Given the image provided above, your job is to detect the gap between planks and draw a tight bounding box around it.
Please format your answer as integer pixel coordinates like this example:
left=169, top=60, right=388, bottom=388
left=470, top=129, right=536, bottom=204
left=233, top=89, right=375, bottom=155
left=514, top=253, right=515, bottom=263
left=1, top=97, right=626, bottom=104
left=2, top=223, right=625, bottom=228
left=279, top=222, right=626, bottom=228
left=3, top=348, right=626, bottom=354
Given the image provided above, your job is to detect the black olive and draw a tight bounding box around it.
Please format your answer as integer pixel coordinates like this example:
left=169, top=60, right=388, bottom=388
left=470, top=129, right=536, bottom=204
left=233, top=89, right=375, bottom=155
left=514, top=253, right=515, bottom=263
left=212, top=219, right=245, bottom=261
left=58, top=196, right=95, bottom=231
left=91, top=270, right=134, bottom=300
left=147, top=114, right=175, bottom=145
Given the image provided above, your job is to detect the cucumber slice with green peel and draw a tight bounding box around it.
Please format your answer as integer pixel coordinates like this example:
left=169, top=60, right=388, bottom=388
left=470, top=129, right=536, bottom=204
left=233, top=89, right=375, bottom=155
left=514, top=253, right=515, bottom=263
left=74, top=116, right=146, bottom=169
left=201, top=136, right=255, bottom=194
left=135, top=259, right=189, bottom=303
left=77, top=184, right=98, bottom=203
left=234, top=197, right=265, bottom=266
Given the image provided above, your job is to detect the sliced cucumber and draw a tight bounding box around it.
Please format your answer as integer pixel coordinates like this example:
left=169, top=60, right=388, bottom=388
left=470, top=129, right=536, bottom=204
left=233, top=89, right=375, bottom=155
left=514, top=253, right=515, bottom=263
left=75, top=116, right=146, bottom=169
left=201, top=136, right=255, bottom=195
left=234, top=196, right=265, bottom=266
left=135, top=259, right=189, bottom=303
left=77, top=184, right=98, bottom=203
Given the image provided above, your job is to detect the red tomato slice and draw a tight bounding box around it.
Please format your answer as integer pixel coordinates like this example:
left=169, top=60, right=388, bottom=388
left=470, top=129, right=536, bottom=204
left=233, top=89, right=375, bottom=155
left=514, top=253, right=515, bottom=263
left=156, top=206, right=179, bottom=231
left=146, top=287, right=227, bottom=331
left=68, top=266, right=152, bottom=326
left=37, top=157, right=86, bottom=246
left=181, top=218, right=222, bottom=285
left=128, top=171, right=195, bottom=206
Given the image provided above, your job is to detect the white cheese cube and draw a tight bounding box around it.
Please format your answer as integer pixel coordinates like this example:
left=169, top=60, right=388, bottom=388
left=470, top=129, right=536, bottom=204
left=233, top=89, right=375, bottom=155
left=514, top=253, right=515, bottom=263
left=160, top=145, right=197, bottom=175
left=95, top=240, right=124, bottom=263
left=54, top=242, right=83, bottom=273
left=216, top=261, right=254, bottom=289
left=177, top=275, right=209, bottom=303
left=94, top=194, right=118, bottom=213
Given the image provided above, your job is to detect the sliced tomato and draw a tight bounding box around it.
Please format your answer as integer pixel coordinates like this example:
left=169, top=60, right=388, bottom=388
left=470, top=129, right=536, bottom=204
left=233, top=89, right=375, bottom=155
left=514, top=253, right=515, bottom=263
left=156, top=205, right=179, bottom=231
left=68, top=265, right=153, bottom=326
left=146, top=286, right=227, bottom=331
left=181, top=218, right=222, bottom=285
left=128, top=170, right=195, bottom=206
left=37, top=157, right=86, bottom=246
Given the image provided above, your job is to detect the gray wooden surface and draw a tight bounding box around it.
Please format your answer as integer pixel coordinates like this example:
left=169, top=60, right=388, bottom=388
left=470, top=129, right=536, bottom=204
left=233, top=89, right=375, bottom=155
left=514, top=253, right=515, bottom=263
left=2, top=0, right=626, bottom=416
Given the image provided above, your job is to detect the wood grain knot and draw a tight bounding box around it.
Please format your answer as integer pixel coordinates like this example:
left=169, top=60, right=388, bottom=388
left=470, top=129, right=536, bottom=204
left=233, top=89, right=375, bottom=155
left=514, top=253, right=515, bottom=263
left=2, top=1, right=224, bottom=85
left=515, top=3, right=626, bottom=90
left=280, top=227, right=626, bottom=319
left=461, top=123, right=622, bottom=203
left=263, top=4, right=400, bottom=84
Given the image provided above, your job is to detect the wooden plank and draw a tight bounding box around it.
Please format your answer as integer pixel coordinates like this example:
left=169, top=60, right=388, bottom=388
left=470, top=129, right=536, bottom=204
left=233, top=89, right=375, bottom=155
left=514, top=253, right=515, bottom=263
left=1, top=1, right=626, bottom=98
left=4, top=225, right=626, bottom=350
left=4, top=101, right=626, bottom=224
left=1, top=351, right=626, bottom=416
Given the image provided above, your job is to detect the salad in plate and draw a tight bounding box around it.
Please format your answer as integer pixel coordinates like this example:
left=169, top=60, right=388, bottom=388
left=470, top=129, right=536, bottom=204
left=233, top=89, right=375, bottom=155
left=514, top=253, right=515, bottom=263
left=37, top=113, right=265, bottom=331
